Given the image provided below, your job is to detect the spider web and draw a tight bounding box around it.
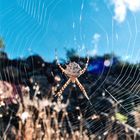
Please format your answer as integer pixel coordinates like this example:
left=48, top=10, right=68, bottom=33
left=0, top=0, right=140, bottom=139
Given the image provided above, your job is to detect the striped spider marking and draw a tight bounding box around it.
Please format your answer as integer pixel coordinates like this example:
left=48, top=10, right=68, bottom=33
left=55, top=55, right=91, bottom=104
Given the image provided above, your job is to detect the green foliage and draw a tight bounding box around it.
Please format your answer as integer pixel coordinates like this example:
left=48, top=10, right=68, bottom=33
left=115, top=112, right=128, bottom=123
left=0, top=37, right=5, bottom=49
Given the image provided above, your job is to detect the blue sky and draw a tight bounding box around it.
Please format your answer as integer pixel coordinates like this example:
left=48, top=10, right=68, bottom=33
left=1, top=0, right=140, bottom=63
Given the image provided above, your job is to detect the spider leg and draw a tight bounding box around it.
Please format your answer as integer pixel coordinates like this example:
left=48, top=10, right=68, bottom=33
left=80, top=56, right=89, bottom=75
left=58, top=63, right=66, bottom=74
left=55, top=49, right=66, bottom=74
left=56, top=79, right=71, bottom=97
left=75, top=78, right=90, bottom=101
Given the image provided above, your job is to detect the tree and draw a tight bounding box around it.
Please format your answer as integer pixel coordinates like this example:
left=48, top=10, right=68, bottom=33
left=65, top=48, right=78, bottom=61
left=0, top=37, right=5, bottom=50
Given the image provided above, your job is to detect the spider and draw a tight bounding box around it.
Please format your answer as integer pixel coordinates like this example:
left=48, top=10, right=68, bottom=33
left=55, top=55, right=90, bottom=102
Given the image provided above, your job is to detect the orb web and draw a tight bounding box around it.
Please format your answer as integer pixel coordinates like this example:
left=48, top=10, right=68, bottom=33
left=0, top=0, right=140, bottom=139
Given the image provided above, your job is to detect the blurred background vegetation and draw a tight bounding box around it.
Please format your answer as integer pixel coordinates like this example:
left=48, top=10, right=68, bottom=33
left=0, top=39, right=140, bottom=139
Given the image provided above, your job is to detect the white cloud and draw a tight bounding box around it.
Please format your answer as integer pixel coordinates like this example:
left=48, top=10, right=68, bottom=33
left=92, top=33, right=101, bottom=43
left=88, top=49, right=98, bottom=56
left=111, top=0, right=140, bottom=23
left=126, top=0, right=140, bottom=11
left=123, top=55, right=131, bottom=60
left=113, top=0, right=126, bottom=22
left=88, top=33, right=101, bottom=56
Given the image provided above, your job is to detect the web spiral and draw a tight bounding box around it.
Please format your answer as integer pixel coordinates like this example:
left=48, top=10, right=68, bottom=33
left=0, top=0, right=140, bottom=139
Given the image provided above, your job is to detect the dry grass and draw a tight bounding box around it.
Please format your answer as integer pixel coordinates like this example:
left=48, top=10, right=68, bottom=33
left=0, top=84, right=140, bottom=140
